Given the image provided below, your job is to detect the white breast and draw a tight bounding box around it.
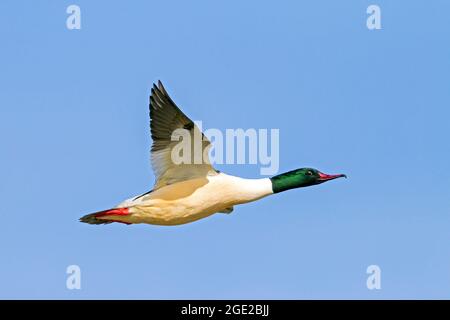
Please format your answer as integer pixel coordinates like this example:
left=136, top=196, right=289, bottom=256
left=207, top=173, right=273, bottom=205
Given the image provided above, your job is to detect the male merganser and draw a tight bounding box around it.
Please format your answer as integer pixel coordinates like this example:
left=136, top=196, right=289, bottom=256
left=80, top=81, right=346, bottom=226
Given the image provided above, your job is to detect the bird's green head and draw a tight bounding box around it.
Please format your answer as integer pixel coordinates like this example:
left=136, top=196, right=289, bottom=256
left=270, top=168, right=347, bottom=193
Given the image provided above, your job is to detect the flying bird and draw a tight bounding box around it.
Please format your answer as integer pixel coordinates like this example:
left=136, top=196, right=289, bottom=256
left=80, top=81, right=346, bottom=226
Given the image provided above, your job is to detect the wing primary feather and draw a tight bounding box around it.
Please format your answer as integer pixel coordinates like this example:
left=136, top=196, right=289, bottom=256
left=148, top=81, right=218, bottom=190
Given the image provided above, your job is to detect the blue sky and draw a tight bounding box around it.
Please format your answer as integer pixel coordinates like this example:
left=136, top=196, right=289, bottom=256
left=1, top=0, right=450, bottom=299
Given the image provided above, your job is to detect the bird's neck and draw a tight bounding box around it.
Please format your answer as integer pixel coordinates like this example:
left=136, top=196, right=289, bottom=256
left=220, top=174, right=273, bottom=204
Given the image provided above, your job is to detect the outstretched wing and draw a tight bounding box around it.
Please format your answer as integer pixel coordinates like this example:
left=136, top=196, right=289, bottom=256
left=149, top=81, right=217, bottom=190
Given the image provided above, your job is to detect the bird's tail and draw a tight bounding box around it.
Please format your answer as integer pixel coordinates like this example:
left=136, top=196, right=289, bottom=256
left=79, top=207, right=131, bottom=225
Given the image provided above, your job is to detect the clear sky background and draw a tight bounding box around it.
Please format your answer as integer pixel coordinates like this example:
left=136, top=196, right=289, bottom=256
left=1, top=0, right=450, bottom=299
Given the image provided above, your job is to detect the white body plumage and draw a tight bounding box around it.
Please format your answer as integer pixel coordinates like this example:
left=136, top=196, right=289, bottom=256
left=111, top=173, right=273, bottom=226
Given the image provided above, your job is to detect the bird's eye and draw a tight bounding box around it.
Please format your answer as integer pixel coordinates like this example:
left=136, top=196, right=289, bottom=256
left=306, top=171, right=313, bottom=176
